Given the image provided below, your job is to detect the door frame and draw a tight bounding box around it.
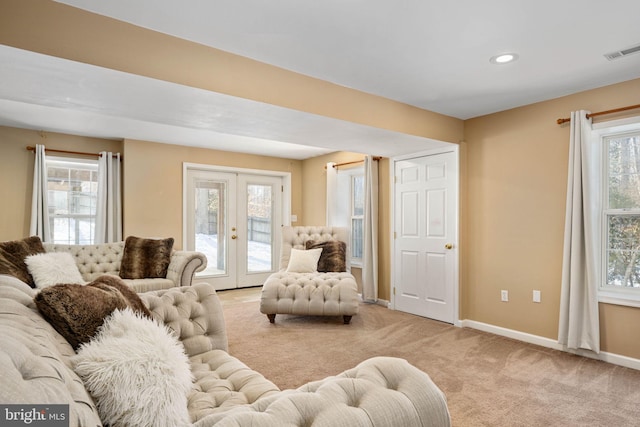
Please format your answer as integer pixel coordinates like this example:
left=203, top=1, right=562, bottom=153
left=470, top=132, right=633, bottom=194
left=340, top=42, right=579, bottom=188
left=389, top=145, right=460, bottom=326
left=182, top=162, right=292, bottom=287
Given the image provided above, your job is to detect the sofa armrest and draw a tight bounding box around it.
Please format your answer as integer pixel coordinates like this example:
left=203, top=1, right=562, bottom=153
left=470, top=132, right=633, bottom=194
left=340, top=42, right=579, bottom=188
left=166, top=250, right=208, bottom=287
left=193, top=356, right=451, bottom=427
left=139, top=282, right=228, bottom=356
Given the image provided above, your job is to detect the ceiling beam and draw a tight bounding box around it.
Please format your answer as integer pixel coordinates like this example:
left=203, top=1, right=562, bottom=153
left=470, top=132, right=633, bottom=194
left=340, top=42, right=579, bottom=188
left=0, top=0, right=463, bottom=144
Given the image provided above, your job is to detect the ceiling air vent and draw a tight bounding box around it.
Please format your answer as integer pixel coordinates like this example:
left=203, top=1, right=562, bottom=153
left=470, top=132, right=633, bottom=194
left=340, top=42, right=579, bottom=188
left=604, top=43, right=640, bottom=61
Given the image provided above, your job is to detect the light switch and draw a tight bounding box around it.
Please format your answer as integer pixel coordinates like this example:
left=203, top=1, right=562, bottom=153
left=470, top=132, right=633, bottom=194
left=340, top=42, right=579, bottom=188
left=533, top=290, right=541, bottom=303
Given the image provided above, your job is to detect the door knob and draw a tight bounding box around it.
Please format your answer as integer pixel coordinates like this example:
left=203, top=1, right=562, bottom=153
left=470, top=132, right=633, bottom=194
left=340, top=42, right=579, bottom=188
left=445, top=243, right=453, bottom=250
left=231, top=235, right=237, bottom=240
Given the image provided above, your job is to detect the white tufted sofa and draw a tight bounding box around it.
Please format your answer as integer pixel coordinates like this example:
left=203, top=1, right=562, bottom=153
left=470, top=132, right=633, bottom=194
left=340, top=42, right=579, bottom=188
left=260, top=226, right=360, bottom=324
left=0, top=276, right=452, bottom=427
left=43, top=242, right=207, bottom=292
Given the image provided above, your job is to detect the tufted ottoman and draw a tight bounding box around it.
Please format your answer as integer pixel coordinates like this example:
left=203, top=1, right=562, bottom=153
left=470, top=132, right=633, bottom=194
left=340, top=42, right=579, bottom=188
left=260, top=226, right=360, bottom=324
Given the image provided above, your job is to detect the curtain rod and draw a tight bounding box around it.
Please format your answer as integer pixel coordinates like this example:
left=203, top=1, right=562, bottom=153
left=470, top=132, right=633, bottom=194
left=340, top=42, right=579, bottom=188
left=325, top=156, right=382, bottom=169
left=26, top=146, right=122, bottom=160
left=556, top=103, right=640, bottom=125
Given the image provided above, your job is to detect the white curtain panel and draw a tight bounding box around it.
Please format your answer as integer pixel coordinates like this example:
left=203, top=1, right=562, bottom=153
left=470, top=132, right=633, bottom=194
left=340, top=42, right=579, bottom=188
left=558, top=110, right=600, bottom=353
left=362, top=155, right=379, bottom=302
left=29, top=144, right=51, bottom=241
left=95, top=152, right=122, bottom=244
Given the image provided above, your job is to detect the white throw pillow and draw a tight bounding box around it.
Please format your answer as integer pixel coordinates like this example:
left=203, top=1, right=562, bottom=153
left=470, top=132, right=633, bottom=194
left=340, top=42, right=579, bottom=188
left=25, top=252, right=85, bottom=288
left=72, top=308, right=193, bottom=427
left=286, top=248, right=323, bottom=273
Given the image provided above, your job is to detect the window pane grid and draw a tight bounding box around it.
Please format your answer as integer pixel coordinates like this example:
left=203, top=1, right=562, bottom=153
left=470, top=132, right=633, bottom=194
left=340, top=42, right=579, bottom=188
left=605, top=213, right=640, bottom=288
left=607, top=134, right=640, bottom=209
left=47, top=158, right=98, bottom=245
left=351, top=174, right=365, bottom=261
left=605, top=132, right=640, bottom=290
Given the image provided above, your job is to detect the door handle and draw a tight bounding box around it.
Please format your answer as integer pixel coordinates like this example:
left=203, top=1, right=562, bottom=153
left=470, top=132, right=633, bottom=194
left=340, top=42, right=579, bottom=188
left=231, top=235, right=237, bottom=240
left=445, top=243, right=453, bottom=250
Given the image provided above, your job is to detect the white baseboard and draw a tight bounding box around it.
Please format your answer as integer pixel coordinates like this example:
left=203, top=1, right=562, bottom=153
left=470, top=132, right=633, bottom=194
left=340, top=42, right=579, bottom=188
left=359, top=295, right=389, bottom=308
left=460, top=319, right=640, bottom=371
left=377, top=298, right=390, bottom=308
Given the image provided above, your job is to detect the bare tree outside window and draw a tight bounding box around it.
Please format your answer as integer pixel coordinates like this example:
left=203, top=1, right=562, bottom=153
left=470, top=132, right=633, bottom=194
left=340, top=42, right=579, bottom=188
left=606, top=133, right=640, bottom=288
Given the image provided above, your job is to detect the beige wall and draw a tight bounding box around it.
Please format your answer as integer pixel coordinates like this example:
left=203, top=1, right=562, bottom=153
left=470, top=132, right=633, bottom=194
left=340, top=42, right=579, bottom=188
left=463, top=77, right=640, bottom=359
left=122, top=139, right=303, bottom=250
left=0, top=126, right=121, bottom=240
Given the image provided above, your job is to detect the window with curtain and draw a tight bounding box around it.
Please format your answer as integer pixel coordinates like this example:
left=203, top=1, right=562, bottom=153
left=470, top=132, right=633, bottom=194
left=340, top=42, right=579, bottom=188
left=594, top=121, right=640, bottom=306
left=47, top=157, right=99, bottom=244
left=332, top=166, right=364, bottom=266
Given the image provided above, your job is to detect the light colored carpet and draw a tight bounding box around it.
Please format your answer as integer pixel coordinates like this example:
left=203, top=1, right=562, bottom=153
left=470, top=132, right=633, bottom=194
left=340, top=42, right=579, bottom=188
left=219, top=287, right=640, bottom=426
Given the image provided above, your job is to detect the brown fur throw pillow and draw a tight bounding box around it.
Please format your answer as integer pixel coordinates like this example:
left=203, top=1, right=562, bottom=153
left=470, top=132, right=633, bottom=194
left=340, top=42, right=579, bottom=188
left=305, top=240, right=347, bottom=272
left=34, top=275, right=152, bottom=350
left=0, top=236, right=46, bottom=288
left=119, top=236, right=174, bottom=280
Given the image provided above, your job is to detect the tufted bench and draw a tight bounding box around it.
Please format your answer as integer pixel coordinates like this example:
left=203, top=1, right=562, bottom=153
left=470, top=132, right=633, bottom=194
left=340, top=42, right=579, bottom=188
left=43, top=242, right=207, bottom=292
left=0, top=276, right=452, bottom=426
left=260, top=226, right=360, bottom=324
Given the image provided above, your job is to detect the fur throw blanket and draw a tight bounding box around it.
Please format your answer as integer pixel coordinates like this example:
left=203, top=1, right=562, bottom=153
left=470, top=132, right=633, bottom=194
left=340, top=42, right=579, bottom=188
left=35, top=275, right=151, bottom=350
left=72, top=308, right=193, bottom=427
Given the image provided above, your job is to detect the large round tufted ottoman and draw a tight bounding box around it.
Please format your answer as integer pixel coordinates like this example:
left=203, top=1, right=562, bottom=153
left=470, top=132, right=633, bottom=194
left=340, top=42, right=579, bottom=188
left=259, top=226, right=360, bottom=324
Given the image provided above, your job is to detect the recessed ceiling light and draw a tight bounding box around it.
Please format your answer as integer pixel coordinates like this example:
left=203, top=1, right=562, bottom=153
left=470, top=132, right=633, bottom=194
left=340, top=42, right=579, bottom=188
left=490, top=53, right=519, bottom=64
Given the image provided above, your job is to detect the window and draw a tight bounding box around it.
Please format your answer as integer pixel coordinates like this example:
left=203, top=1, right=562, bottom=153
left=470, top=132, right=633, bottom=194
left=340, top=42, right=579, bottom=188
left=594, top=119, right=640, bottom=306
left=351, top=174, right=365, bottom=263
left=47, top=157, right=98, bottom=244
left=603, top=131, right=640, bottom=289
left=332, top=166, right=364, bottom=266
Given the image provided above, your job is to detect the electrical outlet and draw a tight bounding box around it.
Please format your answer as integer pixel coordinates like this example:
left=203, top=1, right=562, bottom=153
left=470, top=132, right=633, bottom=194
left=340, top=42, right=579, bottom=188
left=501, top=290, right=508, bottom=302
left=533, top=290, right=541, bottom=303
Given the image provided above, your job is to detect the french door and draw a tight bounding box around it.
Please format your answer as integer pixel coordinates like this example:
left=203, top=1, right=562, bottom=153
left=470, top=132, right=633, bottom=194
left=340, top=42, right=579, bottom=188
left=185, top=168, right=283, bottom=290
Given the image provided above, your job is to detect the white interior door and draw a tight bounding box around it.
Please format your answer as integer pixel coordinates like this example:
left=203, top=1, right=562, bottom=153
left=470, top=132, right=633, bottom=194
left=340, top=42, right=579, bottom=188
left=393, top=150, right=457, bottom=324
left=185, top=169, right=282, bottom=290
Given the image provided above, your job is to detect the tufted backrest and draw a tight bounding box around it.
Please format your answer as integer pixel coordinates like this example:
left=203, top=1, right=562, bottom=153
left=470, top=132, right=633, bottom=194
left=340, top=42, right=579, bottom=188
left=279, top=226, right=351, bottom=271
left=139, top=283, right=228, bottom=356
left=44, top=242, right=124, bottom=282
left=0, top=274, right=103, bottom=426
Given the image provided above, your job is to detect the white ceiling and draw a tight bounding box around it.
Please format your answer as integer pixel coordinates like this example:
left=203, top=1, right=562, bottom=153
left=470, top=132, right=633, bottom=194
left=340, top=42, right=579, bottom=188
left=2, top=1, right=640, bottom=159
